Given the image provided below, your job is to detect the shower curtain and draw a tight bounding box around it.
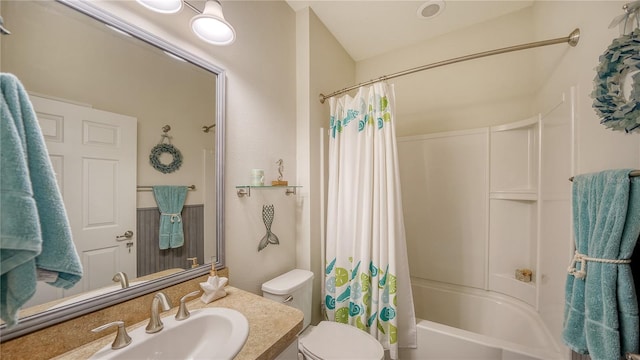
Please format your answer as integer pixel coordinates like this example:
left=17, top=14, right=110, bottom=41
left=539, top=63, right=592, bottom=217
left=324, top=82, right=417, bottom=359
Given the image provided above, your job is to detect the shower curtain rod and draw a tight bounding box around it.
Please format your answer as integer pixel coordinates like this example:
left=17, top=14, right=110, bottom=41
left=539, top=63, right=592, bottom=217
left=569, top=170, right=640, bottom=182
left=319, top=28, right=581, bottom=104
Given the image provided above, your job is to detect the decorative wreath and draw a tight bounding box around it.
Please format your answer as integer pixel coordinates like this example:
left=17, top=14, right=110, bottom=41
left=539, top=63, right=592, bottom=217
left=149, top=143, right=183, bottom=174
left=592, top=28, right=640, bottom=133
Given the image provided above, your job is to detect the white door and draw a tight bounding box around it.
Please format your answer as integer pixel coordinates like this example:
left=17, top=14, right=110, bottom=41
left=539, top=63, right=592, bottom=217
left=30, top=94, right=137, bottom=300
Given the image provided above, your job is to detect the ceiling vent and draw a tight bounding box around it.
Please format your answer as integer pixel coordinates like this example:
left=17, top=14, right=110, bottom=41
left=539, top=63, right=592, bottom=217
left=417, top=0, right=446, bottom=19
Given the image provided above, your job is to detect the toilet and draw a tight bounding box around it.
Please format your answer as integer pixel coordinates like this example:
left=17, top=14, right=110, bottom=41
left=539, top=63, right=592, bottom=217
left=262, top=269, right=384, bottom=360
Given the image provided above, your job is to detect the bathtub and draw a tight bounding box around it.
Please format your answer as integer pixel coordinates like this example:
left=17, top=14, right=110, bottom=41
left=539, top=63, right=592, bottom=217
left=399, top=279, right=564, bottom=360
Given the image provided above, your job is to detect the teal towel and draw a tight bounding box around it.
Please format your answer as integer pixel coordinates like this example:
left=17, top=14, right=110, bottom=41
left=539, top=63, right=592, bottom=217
left=0, top=73, right=83, bottom=327
left=152, top=186, right=187, bottom=249
left=563, top=169, right=640, bottom=359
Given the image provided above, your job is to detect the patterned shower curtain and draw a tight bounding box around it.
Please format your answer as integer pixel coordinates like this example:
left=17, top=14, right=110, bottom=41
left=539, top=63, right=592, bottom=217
left=324, top=82, right=416, bottom=359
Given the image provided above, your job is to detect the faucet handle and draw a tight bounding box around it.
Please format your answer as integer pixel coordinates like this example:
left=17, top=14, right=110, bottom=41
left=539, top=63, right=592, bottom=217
left=175, top=290, right=201, bottom=321
left=92, top=321, right=132, bottom=350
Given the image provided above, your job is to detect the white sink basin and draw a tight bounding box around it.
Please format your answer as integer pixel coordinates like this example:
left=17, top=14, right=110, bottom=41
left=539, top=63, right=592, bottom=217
left=49, top=281, right=147, bottom=310
left=90, top=307, right=249, bottom=360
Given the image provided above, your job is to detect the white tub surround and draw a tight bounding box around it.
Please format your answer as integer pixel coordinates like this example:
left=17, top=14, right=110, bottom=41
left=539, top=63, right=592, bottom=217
left=405, top=279, right=563, bottom=360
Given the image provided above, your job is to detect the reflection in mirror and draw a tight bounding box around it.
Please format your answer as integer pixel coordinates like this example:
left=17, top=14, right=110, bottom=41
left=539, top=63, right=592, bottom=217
left=0, top=0, right=225, bottom=340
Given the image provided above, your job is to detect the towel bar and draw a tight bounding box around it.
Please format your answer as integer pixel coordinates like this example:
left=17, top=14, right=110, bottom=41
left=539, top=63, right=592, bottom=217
left=136, top=185, right=196, bottom=191
left=569, top=170, right=640, bottom=182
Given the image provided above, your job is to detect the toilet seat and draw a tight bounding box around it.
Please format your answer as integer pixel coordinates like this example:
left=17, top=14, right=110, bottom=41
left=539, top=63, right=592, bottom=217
left=298, top=321, right=384, bottom=360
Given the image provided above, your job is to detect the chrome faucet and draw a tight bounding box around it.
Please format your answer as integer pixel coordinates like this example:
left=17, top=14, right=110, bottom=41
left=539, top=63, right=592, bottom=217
left=112, top=272, right=129, bottom=289
left=145, top=292, right=171, bottom=333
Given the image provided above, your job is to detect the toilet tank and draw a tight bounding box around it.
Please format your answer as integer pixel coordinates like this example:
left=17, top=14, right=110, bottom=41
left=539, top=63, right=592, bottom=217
left=262, top=269, right=314, bottom=329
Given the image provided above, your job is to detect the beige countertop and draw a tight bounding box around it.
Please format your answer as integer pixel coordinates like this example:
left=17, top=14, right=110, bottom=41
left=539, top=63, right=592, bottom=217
left=54, top=286, right=303, bottom=360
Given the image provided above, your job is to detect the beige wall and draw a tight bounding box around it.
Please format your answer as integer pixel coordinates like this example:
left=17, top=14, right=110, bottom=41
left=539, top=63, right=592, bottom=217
left=532, top=1, right=640, bottom=174
left=356, top=6, right=537, bottom=136
left=295, top=7, right=356, bottom=325
left=215, top=1, right=298, bottom=294
left=531, top=0, right=640, bottom=350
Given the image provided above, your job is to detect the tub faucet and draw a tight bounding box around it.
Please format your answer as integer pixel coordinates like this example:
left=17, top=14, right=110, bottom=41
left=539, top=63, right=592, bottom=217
left=145, top=292, right=172, bottom=333
left=112, top=272, right=129, bottom=289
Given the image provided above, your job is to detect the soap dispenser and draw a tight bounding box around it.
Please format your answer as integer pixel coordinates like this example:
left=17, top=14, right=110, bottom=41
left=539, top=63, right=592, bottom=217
left=199, top=258, right=228, bottom=303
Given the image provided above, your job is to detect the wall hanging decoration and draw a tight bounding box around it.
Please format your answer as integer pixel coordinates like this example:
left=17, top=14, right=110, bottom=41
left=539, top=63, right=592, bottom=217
left=257, top=204, right=279, bottom=251
left=272, top=159, right=288, bottom=186
left=592, top=4, right=640, bottom=133
left=149, top=125, right=183, bottom=174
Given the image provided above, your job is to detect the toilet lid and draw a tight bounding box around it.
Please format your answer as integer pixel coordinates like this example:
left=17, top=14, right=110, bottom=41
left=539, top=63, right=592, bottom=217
left=299, top=321, right=384, bottom=360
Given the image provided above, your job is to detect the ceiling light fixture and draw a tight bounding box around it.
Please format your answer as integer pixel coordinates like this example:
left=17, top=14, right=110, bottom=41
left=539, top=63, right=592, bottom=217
left=190, top=0, right=236, bottom=45
left=136, top=0, right=183, bottom=14
left=136, top=0, right=236, bottom=46
left=417, top=0, right=446, bottom=19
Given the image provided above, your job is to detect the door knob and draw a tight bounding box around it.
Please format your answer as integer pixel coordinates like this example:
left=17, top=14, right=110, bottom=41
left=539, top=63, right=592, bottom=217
left=116, top=230, right=134, bottom=241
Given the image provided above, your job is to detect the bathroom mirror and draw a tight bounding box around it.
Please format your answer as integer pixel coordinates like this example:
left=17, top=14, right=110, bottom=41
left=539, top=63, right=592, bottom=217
left=0, top=0, right=225, bottom=341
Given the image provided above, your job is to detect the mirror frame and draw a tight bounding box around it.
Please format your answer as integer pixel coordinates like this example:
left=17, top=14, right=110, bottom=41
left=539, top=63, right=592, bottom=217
left=0, top=0, right=226, bottom=342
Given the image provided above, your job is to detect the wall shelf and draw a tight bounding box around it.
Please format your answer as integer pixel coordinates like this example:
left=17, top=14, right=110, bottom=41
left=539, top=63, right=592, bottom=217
left=236, top=185, right=301, bottom=197
left=488, top=114, right=540, bottom=306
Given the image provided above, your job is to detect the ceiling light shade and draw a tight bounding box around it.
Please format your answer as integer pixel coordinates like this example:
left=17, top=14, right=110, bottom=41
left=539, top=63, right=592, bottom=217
left=190, top=0, right=236, bottom=45
left=136, top=0, right=183, bottom=14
